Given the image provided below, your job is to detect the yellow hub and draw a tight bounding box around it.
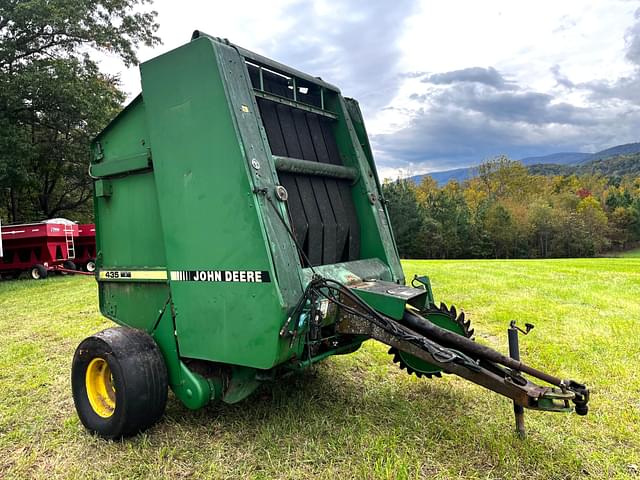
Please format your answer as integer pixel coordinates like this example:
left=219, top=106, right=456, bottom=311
left=85, top=357, right=116, bottom=418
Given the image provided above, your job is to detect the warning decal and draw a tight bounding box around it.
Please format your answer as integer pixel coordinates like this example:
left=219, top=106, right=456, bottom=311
left=170, top=270, right=271, bottom=283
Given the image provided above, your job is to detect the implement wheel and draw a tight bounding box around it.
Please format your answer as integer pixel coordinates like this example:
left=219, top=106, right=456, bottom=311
left=60, top=260, right=77, bottom=275
left=30, top=264, right=48, bottom=280
left=71, top=327, right=168, bottom=439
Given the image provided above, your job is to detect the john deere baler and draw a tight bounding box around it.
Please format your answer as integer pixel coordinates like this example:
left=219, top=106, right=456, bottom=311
left=72, top=32, right=589, bottom=438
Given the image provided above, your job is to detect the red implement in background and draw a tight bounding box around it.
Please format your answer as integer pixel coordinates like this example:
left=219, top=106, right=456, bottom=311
left=0, top=220, right=95, bottom=280
left=74, top=224, right=97, bottom=273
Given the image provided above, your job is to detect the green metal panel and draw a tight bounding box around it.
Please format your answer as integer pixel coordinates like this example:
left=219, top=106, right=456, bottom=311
left=211, top=40, right=304, bottom=311
left=92, top=95, right=150, bottom=167
left=90, top=33, right=412, bottom=406
left=94, top=172, right=167, bottom=268
left=350, top=281, right=429, bottom=320
left=139, top=38, right=296, bottom=370
left=90, top=151, right=150, bottom=177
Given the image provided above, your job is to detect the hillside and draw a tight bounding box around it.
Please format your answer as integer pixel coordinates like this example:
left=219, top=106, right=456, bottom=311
left=582, top=142, right=640, bottom=163
left=416, top=166, right=478, bottom=185
left=520, top=152, right=591, bottom=166
left=411, top=142, right=640, bottom=185
left=528, top=152, right=640, bottom=178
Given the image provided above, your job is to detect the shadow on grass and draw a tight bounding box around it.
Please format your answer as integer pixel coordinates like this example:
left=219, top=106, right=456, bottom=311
left=145, top=362, right=587, bottom=476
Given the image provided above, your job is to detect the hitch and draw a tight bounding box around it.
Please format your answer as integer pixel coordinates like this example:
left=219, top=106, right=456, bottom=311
left=334, top=287, right=590, bottom=434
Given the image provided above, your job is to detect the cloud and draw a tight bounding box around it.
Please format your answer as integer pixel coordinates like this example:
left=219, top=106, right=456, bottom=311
left=371, top=6, right=640, bottom=176
left=553, top=11, right=640, bottom=104
left=434, top=83, right=596, bottom=125
left=264, top=0, right=418, bottom=114
left=422, top=66, right=516, bottom=90
left=371, top=57, right=640, bottom=174
left=371, top=100, right=638, bottom=174
left=550, top=64, right=575, bottom=89
left=625, top=8, right=640, bottom=65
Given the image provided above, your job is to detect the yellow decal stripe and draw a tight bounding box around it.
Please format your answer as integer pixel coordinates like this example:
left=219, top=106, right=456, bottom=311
left=98, top=270, right=168, bottom=281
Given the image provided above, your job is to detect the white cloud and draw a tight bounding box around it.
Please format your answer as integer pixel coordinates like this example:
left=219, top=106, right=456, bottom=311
left=99, top=0, right=640, bottom=177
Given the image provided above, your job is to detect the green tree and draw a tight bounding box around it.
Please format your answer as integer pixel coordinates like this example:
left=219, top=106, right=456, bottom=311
left=482, top=201, right=515, bottom=258
left=0, top=0, right=160, bottom=222
left=528, top=201, right=555, bottom=257
left=608, top=207, right=636, bottom=250
left=477, top=155, right=532, bottom=199
left=382, top=179, right=427, bottom=258
left=423, top=182, right=472, bottom=258
left=576, top=196, right=609, bottom=254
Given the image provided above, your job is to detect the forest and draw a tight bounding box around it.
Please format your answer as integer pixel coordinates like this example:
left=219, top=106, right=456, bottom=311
left=382, top=156, right=640, bottom=259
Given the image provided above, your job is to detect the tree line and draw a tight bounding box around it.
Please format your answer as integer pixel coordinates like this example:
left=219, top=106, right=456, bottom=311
left=383, top=156, right=640, bottom=259
left=0, top=0, right=159, bottom=224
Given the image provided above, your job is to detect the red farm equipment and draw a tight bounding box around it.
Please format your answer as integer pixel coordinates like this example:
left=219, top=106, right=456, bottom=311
left=74, top=224, right=96, bottom=273
left=0, top=219, right=93, bottom=280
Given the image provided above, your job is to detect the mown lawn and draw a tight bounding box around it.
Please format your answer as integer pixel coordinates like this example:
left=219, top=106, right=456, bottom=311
left=1, top=258, right=639, bottom=479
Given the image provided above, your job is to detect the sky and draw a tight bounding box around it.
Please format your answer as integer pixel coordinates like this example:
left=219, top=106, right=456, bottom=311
left=102, top=0, right=640, bottom=179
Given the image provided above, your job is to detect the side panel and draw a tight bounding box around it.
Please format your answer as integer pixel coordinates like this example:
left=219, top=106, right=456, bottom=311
left=139, top=38, right=290, bottom=369
left=92, top=99, right=170, bottom=332
left=94, top=172, right=170, bottom=332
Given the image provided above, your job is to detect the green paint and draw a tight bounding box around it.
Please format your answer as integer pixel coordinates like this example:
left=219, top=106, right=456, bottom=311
left=151, top=305, right=212, bottom=409
left=90, top=35, right=409, bottom=408
left=396, top=309, right=468, bottom=375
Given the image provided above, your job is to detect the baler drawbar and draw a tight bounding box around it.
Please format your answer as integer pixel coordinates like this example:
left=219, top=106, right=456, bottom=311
left=71, top=31, right=589, bottom=439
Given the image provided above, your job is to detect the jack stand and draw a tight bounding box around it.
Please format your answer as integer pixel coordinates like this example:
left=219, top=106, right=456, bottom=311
left=508, top=320, right=533, bottom=439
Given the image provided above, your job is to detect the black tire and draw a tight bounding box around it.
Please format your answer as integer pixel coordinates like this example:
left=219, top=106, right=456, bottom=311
left=71, top=327, right=168, bottom=439
left=60, top=260, right=77, bottom=275
left=63, top=260, right=77, bottom=271
left=31, top=264, right=48, bottom=280
left=85, top=260, right=96, bottom=273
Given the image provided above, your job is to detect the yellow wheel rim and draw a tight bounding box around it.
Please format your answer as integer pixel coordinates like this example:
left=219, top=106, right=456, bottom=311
left=85, top=357, right=116, bottom=418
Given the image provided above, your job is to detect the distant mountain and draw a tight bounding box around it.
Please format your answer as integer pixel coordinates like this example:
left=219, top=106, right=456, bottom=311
left=528, top=152, right=640, bottom=178
left=410, top=142, right=640, bottom=185
left=519, top=152, right=591, bottom=166
left=415, top=166, right=478, bottom=185
left=582, top=142, right=640, bottom=163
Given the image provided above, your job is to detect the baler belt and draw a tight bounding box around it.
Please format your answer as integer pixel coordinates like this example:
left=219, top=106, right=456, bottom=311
left=256, top=96, right=361, bottom=266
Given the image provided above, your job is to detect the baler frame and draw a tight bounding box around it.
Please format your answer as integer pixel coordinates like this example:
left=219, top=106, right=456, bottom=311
left=73, top=31, right=589, bottom=439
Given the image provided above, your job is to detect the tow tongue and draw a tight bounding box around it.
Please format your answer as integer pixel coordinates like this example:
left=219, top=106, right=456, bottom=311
left=340, top=278, right=589, bottom=435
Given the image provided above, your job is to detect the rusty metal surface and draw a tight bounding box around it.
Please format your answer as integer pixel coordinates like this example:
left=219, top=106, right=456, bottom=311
left=336, top=314, right=562, bottom=408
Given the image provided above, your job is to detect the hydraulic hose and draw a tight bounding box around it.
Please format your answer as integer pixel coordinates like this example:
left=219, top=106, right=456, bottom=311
left=402, top=310, right=564, bottom=387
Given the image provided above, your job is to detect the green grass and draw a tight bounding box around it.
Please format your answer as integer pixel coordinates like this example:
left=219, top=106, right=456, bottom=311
left=1, top=259, right=639, bottom=479
left=618, top=247, right=640, bottom=258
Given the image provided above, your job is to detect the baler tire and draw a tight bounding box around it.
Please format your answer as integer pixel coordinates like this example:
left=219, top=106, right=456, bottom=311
left=71, top=327, right=168, bottom=439
left=31, top=264, right=48, bottom=280
left=85, top=260, right=96, bottom=273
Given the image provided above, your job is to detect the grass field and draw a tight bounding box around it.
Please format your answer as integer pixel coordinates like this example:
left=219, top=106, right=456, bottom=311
left=1, top=259, right=639, bottom=479
left=618, top=247, right=640, bottom=258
